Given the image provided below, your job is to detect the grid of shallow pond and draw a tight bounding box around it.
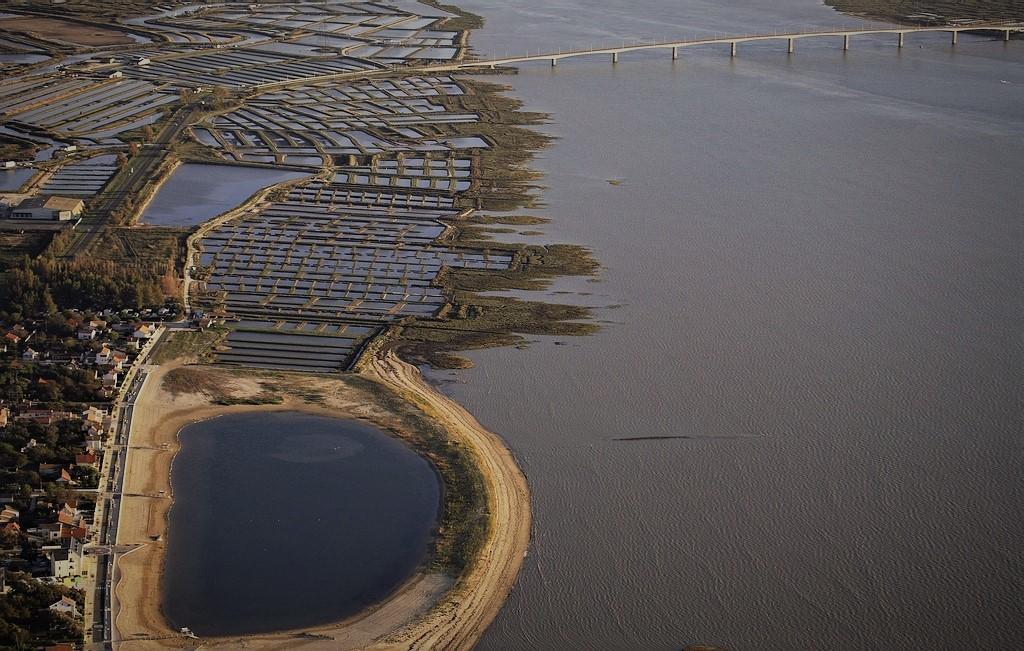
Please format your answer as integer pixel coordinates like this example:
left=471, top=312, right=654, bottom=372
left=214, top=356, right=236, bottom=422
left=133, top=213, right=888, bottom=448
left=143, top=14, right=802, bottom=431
left=0, top=75, right=174, bottom=139
left=334, top=154, right=472, bottom=192
left=40, top=155, right=117, bottom=196
left=216, top=327, right=378, bottom=372
left=0, top=1, right=501, bottom=374
left=0, top=77, right=95, bottom=116
left=146, top=2, right=460, bottom=63
left=199, top=179, right=513, bottom=370
left=193, top=76, right=477, bottom=165
left=127, top=48, right=382, bottom=89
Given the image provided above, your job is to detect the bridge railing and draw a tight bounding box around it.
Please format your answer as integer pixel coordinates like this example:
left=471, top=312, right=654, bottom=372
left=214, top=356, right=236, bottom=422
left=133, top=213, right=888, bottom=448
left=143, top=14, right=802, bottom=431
left=450, top=21, right=1022, bottom=66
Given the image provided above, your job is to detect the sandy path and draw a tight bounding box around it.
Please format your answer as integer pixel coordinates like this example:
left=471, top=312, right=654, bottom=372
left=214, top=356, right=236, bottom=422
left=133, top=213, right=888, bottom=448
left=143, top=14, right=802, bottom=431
left=366, top=350, right=531, bottom=651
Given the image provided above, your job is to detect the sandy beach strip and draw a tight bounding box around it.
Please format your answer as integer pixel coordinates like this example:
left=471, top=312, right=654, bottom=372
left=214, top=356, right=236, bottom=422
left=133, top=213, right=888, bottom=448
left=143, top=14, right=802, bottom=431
left=366, top=350, right=532, bottom=650
left=112, top=352, right=530, bottom=650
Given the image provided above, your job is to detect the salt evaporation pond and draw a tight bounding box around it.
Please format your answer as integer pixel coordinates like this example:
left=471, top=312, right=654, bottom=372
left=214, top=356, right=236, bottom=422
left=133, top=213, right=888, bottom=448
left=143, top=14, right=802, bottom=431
left=140, top=163, right=308, bottom=226
left=0, top=168, right=34, bottom=191
left=162, top=412, right=439, bottom=636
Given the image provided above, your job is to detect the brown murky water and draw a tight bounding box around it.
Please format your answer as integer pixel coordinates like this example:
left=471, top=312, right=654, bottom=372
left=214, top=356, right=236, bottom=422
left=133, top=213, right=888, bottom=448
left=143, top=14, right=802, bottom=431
left=441, top=1, right=1024, bottom=648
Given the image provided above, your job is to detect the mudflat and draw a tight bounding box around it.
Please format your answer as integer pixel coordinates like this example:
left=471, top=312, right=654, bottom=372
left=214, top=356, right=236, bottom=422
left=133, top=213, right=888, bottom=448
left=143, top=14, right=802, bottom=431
left=0, top=16, right=135, bottom=46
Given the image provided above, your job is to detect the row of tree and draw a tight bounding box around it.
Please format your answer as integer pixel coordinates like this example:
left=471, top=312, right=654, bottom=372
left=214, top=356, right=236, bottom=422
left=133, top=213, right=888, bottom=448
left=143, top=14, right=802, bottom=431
left=1, top=255, right=174, bottom=319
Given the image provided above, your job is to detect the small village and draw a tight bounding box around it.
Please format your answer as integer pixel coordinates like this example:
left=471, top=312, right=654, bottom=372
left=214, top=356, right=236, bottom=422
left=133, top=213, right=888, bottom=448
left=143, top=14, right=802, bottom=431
left=0, top=303, right=172, bottom=647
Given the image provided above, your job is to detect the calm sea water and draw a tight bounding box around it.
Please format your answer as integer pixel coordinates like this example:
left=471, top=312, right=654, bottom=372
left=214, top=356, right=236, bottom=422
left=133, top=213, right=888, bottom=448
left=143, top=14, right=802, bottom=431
left=162, top=412, right=439, bottom=636
left=441, top=1, right=1024, bottom=649
left=140, top=163, right=307, bottom=226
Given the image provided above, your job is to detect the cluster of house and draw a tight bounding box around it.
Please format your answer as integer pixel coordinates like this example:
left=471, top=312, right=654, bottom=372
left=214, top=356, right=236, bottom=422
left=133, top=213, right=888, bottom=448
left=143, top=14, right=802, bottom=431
left=4, top=317, right=156, bottom=396
left=1, top=498, right=95, bottom=585
left=0, top=195, right=85, bottom=221
left=0, top=406, right=108, bottom=584
left=0, top=404, right=110, bottom=452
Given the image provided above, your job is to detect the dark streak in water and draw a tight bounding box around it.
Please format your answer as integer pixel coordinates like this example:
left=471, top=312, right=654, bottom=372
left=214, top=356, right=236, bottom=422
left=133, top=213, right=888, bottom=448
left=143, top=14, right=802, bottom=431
left=612, top=435, right=761, bottom=441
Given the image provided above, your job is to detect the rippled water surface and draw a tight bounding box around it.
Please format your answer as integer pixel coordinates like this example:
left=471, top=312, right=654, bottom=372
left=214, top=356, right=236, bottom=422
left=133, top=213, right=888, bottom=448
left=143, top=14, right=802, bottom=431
left=442, top=1, right=1024, bottom=648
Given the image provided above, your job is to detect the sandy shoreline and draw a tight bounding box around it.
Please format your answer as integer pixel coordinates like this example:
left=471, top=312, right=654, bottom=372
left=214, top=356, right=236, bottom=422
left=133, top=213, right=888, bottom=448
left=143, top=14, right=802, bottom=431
left=112, top=351, right=530, bottom=650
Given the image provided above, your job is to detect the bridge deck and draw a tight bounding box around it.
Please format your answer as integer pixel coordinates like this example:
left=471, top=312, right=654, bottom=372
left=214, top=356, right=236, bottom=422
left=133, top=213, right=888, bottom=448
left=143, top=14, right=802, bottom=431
left=249, top=23, right=1023, bottom=91
left=427, top=22, right=1024, bottom=70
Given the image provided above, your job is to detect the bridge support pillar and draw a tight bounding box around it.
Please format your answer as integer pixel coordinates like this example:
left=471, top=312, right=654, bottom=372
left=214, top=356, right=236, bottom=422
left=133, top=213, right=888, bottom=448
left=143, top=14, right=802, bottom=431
left=730, top=42, right=737, bottom=57
left=1006, top=30, right=1012, bottom=42
left=788, top=38, right=795, bottom=54
left=671, top=46, right=678, bottom=60
left=612, top=52, right=619, bottom=64
left=951, top=31, right=958, bottom=45
left=843, top=35, right=850, bottom=51
left=551, top=58, right=557, bottom=67
left=897, top=32, right=904, bottom=48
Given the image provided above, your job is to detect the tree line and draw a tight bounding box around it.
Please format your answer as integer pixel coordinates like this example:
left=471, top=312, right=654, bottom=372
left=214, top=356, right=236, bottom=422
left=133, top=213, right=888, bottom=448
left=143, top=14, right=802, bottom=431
left=1, top=255, right=175, bottom=319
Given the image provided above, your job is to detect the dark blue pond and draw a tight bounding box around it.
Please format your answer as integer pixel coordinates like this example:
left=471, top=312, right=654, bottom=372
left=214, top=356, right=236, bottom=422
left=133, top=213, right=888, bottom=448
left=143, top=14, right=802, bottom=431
left=162, top=411, right=439, bottom=636
left=140, top=163, right=307, bottom=226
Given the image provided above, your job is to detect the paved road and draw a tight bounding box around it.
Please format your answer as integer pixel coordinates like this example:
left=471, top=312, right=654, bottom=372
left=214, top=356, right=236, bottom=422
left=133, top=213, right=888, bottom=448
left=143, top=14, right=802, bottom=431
left=64, top=106, right=198, bottom=259
left=90, top=369, right=144, bottom=649
left=89, top=328, right=176, bottom=649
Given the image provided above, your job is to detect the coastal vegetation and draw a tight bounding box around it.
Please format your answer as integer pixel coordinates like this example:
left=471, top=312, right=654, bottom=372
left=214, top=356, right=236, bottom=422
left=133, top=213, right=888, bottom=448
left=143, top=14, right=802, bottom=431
left=379, top=78, right=602, bottom=368
left=422, top=0, right=485, bottom=33
left=343, top=372, right=489, bottom=573
left=825, top=0, right=1024, bottom=23
left=151, top=328, right=227, bottom=366
left=0, top=134, right=37, bottom=161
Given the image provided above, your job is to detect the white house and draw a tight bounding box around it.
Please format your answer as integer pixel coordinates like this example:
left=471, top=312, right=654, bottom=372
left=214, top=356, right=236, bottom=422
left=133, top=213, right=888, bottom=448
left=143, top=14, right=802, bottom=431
left=48, top=596, right=79, bottom=617
left=94, top=346, right=113, bottom=366
left=21, top=348, right=39, bottom=361
left=47, top=549, right=78, bottom=580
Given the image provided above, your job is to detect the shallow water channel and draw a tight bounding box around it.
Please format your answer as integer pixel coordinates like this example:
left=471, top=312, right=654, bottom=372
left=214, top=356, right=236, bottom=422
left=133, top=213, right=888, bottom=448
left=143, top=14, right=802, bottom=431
left=161, top=411, right=439, bottom=636
left=140, top=163, right=308, bottom=227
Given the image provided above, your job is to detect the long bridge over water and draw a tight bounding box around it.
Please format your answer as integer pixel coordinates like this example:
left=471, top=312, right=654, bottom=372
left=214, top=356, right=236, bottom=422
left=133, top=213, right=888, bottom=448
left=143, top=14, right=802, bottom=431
left=429, top=23, right=1024, bottom=70
left=248, top=23, right=1024, bottom=91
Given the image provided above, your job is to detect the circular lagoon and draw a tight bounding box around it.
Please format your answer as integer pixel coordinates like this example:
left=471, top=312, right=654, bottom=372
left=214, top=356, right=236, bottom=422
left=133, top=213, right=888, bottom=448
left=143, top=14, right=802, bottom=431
left=162, top=411, right=439, bottom=636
